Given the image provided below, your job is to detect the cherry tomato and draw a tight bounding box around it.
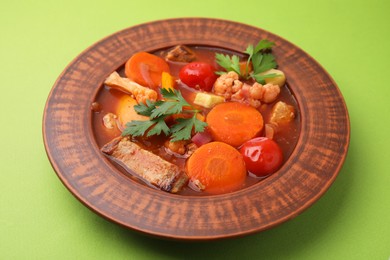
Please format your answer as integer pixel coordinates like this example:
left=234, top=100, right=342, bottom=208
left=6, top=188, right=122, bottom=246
left=179, top=62, right=218, bottom=91
left=239, top=137, right=283, bottom=177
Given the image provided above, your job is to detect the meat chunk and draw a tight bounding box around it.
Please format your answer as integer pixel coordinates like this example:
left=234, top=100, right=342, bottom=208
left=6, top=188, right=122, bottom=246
left=165, top=45, right=196, bottom=62
left=101, top=137, right=188, bottom=193
left=104, top=72, right=157, bottom=104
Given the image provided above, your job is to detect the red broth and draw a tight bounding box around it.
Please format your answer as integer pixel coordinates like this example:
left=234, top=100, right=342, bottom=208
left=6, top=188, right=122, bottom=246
left=92, top=46, right=300, bottom=196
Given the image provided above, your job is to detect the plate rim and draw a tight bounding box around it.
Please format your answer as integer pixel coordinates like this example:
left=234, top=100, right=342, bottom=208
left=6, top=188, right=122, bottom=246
left=43, top=17, right=350, bottom=240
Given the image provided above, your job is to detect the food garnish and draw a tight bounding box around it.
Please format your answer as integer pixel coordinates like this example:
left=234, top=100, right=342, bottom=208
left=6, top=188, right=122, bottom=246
left=215, top=39, right=279, bottom=84
left=121, top=88, right=207, bottom=141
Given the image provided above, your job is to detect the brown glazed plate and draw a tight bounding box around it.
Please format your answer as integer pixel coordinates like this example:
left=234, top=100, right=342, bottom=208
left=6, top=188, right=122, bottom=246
left=43, top=18, right=350, bottom=240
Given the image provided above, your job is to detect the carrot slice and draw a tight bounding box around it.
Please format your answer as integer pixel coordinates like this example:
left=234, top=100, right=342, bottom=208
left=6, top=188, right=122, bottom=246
left=186, top=142, right=246, bottom=194
left=206, top=102, right=263, bottom=147
left=125, top=52, right=170, bottom=89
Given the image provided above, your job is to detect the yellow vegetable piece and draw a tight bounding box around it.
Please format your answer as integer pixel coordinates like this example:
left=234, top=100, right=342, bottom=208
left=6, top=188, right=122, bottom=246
left=196, top=113, right=205, bottom=122
left=116, top=95, right=149, bottom=128
left=161, top=72, right=175, bottom=90
left=193, top=92, right=225, bottom=108
left=259, top=69, right=286, bottom=87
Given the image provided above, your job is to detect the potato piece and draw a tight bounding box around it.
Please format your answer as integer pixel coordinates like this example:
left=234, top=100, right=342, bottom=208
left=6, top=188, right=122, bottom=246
left=270, top=101, right=295, bottom=125
left=259, top=69, right=286, bottom=87
left=193, top=92, right=225, bottom=108
left=116, top=95, right=149, bottom=128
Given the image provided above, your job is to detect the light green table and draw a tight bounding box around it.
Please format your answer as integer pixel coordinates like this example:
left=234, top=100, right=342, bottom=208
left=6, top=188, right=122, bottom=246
left=1, top=0, right=389, bottom=259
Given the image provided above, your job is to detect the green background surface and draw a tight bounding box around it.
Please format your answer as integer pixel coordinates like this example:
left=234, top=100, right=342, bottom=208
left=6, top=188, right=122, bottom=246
left=1, top=0, right=389, bottom=259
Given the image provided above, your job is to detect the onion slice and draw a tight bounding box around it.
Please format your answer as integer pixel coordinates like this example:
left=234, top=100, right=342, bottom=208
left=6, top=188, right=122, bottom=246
left=191, top=130, right=213, bottom=147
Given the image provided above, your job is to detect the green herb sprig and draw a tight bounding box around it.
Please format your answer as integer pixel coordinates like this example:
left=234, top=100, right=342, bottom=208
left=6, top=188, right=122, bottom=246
left=122, top=89, right=207, bottom=142
left=215, top=39, right=279, bottom=84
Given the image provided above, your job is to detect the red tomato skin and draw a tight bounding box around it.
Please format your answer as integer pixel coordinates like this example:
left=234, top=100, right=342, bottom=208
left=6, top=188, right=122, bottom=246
left=239, top=137, right=283, bottom=177
left=179, top=62, right=218, bottom=91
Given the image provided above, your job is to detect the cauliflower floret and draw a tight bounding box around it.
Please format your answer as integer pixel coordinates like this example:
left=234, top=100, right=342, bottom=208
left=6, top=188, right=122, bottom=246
left=249, top=83, right=280, bottom=103
left=212, top=72, right=281, bottom=108
left=213, top=71, right=243, bottom=99
left=231, top=89, right=245, bottom=101
left=130, top=86, right=158, bottom=104
left=261, top=83, right=281, bottom=103
left=249, top=83, right=264, bottom=100
left=248, top=98, right=261, bottom=108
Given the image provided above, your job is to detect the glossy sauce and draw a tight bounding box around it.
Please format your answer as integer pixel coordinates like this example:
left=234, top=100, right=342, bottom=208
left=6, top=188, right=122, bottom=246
left=92, top=46, right=300, bottom=195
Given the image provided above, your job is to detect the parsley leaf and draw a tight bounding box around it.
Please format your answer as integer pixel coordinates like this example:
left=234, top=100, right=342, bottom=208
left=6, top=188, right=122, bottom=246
left=244, top=44, right=254, bottom=57
left=251, top=73, right=279, bottom=84
left=150, top=89, right=189, bottom=119
left=122, top=117, right=171, bottom=138
left=252, top=53, right=277, bottom=74
left=254, top=39, right=275, bottom=53
left=215, top=39, right=278, bottom=84
left=122, top=120, right=155, bottom=137
left=215, top=53, right=241, bottom=75
left=145, top=117, right=171, bottom=137
left=170, top=115, right=207, bottom=142
left=243, top=44, right=255, bottom=77
left=134, top=99, right=157, bottom=116
left=121, top=89, right=207, bottom=141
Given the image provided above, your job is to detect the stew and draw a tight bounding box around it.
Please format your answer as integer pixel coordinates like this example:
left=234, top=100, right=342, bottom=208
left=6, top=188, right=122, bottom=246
left=92, top=43, right=300, bottom=195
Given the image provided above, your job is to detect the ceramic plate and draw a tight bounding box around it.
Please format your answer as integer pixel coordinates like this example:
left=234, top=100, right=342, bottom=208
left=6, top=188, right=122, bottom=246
left=43, top=18, right=350, bottom=240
